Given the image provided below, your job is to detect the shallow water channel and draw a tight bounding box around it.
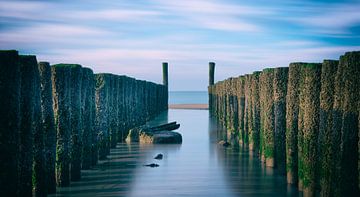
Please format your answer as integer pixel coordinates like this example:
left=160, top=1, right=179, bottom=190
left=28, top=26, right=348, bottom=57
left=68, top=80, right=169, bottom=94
left=51, top=109, right=299, bottom=197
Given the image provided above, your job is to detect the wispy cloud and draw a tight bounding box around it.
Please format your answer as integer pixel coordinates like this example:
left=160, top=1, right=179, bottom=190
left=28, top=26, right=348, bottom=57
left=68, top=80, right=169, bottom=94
left=152, top=0, right=269, bottom=32
left=0, top=0, right=359, bottom=90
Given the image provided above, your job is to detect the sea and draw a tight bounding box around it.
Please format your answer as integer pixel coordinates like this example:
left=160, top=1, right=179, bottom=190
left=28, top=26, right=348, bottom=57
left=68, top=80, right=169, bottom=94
left=169, top=91, right=208, bottom=104
left=52, top=108, right=299, bottom=197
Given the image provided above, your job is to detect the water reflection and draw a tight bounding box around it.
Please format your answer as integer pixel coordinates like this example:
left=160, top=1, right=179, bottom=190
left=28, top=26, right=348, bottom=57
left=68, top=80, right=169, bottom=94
left=51, top=109, right=298, bottom=197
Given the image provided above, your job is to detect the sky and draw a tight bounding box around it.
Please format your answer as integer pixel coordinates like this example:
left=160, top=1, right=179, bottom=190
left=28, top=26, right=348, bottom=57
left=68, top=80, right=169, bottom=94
left=0, top=0, right=359, bottom=90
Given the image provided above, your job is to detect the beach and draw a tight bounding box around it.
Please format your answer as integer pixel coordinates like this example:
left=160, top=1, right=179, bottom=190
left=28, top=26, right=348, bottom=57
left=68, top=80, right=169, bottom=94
left=168, top=104, right=209, bottom=110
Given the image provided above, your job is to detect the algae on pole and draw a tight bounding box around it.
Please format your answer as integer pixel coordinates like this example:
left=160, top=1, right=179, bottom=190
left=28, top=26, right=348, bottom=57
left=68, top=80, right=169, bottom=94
left=297, top=63, right=322, bottom=196
left=333, top=52, right=360, bottom=196
left=317, top=60, right=338, bottom=196
left=249, top=72, right=261, bottom=152
left=81, top=68, right=95, bottom=169
left=95, top=74, right=110, bottom=160
left=69, top=65, right=83, bottom=181
left=237, top=76, right=246, bottom=145
left=39, top=62, right=57, bottom=194
left=18, top=55, right=38, bottom=196
left=0, top=50, right=21, bottom=197
left=52, top=64, right=71, bottom=187
left=285, top=63, right=302, bottom=185
left=273, top=67, right=288, bottom=174
left=259, top=68, right=275, bottom=167
left=32, top=58, right=46, bottom=197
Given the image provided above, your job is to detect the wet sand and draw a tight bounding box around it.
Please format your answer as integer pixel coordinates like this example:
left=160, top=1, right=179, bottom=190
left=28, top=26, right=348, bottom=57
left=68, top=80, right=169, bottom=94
left=168, top=104, right=208, bottom=110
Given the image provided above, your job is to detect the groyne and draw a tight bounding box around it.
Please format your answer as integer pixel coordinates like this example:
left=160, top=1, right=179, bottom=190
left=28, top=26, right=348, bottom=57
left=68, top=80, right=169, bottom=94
left=208, top=51, right=360, bottom=196
left=0, top=50, right=168, bottom=197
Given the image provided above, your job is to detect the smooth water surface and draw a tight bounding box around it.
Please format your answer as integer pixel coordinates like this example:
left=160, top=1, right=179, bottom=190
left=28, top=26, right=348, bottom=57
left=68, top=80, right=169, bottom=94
left=51, top=109, right=298, bottom=197
left=169, top=91, right=208, bottom=104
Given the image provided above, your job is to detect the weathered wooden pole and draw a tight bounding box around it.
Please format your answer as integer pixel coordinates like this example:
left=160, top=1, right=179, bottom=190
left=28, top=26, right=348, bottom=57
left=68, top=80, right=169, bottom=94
left=52, top=64, right=71, bottom=187
left=333, top=52, right=360, bottom=196
left=89, top=71, right=97, bottom=166
left=286, top=63, right=303, bottom=185
left=81, top=67, right=95, bottom=169
left=95, top=74, right=110, bottom=160
left=162, top=62, right=168, bottom=87
left=18, top=55, right=38, bottom=196
left=38, top=62, right=56, bottom=194
left=244, top=74, right=252, bottom=147
left=162, top=62, right=169, bottom=110
left=0, top=50, right=21, bottom=196
left=259, top=68, right=275, bottom=166
left=250, top=71, right=261, bottom=153
left=209, top=62, right=215, bottom=86
left=69, top=65, right=83, bottom=181
left=297, top=63, right=322, bottom=196
left=317, top=60, right=338, bottom=196
left=273, top=67, right=288, bottom=175
left=32, top=58, right=46, bottom=197
left=237, top=76, right=246, bottom=146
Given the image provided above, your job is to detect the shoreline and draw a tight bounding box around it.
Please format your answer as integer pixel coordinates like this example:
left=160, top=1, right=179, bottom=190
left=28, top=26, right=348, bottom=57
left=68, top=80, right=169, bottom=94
left=168, top=104, right=209, bottom=110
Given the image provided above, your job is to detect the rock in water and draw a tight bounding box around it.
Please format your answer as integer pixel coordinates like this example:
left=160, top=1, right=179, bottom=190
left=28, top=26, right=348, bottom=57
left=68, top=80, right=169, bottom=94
left=126, top=123, right=182, bottom=144
left=140, top=130, right=182, bottom=144
left=154, top=154, right=163, bottom=160
left=144, top=163, right=159, bottom=168
left=218, top=140, right=231, bottom=147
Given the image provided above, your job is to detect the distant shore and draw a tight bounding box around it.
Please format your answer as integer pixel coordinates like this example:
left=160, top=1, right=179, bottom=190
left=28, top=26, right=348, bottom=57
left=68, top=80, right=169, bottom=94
left=168, top=104, right=209, bottom=110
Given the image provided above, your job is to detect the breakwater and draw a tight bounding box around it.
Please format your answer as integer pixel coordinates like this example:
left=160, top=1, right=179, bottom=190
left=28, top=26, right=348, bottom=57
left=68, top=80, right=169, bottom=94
left=0, top=50, right=168, bottom=197
left=208, top=51, right=360, bottom=196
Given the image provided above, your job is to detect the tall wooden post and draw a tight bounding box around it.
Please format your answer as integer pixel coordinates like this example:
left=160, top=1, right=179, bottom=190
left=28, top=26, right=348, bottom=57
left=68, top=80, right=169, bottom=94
left=209, top=62, right=215, bottom=86
left=162, top=62, right=168, bottom=87
left=162, top=62, right=168, bottom=109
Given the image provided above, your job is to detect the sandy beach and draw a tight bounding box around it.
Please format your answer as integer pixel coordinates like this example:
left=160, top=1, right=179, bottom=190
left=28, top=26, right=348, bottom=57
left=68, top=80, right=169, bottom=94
left=168, top=104, right=209, bottom=110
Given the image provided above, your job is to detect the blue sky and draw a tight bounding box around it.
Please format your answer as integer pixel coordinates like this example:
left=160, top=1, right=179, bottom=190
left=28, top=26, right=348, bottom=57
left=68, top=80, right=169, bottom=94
left=0, top=0, right=359, bottom=90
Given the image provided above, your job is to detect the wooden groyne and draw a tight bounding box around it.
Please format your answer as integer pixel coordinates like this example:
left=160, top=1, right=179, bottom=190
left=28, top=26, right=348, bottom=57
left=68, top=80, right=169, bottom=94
left=0, top=50, right=168, bottom=197
left=208, top=51, right=360, bottom=196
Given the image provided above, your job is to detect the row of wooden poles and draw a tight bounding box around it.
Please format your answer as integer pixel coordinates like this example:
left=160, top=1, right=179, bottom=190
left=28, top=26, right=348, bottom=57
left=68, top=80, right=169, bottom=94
left=0, top=50, right=168, bottom=197
left=208, top=51, right=360, bottom=196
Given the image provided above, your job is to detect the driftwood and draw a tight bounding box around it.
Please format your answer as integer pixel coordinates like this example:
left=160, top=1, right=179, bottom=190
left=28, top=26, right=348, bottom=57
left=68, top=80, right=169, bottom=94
left=148, top=121, right=180, bottom=132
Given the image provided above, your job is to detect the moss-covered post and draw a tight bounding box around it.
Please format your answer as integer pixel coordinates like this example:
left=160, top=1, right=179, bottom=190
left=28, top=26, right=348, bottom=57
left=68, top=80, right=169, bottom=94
left=237, top=76, right=246, bottom=145
left=297, top=63, right=322, bottom=196
left=244, top=75, right=252, bottom=146
left=286, top=63, right=302, bottom=184
left=38, top=62, right=56, bottom=194
left=259, top=68, right=274, bottom=166
left=95, top=74, right=109, bottom=160
left=0, top=50, right=21, bottom=196
left=317, top=60, right=338, bottom=196
left=52, top=64, right=71, bottom=187
left=162, top=62, right=169, bottom=110
left=273, top=67, right=288, bottom=174
left=89, top=71, right=97, bottom=166
left=117, top=76, right=126, bottom=142
left=31, top=58, right=46, bottom=197
left=230, top=78, right=239, bottom=144
left=250, top=72, right=261, bottom=153
left=109, top=75, right=117, bottom=148
left=69, top=65, right=83, bottom=181
left=333, top=52, right=360, bottom=196
left=18, top=55, right=37, bottom=196
left=81, top=68, right=94, bottom=169
left=209, top=62, right=215, bottom=112
left=209, top=62, right=215, bottom=86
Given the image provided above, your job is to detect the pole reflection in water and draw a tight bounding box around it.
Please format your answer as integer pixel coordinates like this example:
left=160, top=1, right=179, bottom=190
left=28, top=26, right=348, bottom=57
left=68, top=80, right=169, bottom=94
left=51, top=109, right=298, bottom=197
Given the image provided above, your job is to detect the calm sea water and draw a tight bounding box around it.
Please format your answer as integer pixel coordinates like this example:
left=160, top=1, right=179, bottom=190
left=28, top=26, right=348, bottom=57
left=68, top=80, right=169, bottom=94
left=169, top=91, right=208, bottom=104
left=51, top=109, right=299, bottom=197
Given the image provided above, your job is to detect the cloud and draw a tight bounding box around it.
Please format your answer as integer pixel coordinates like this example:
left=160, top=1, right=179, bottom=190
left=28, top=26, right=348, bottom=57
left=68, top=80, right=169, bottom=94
left=286, top=3, right=360, bottom=34
left=1, top=0, right=359, bottom=90
left=152, top=0, right=269, bottom=32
